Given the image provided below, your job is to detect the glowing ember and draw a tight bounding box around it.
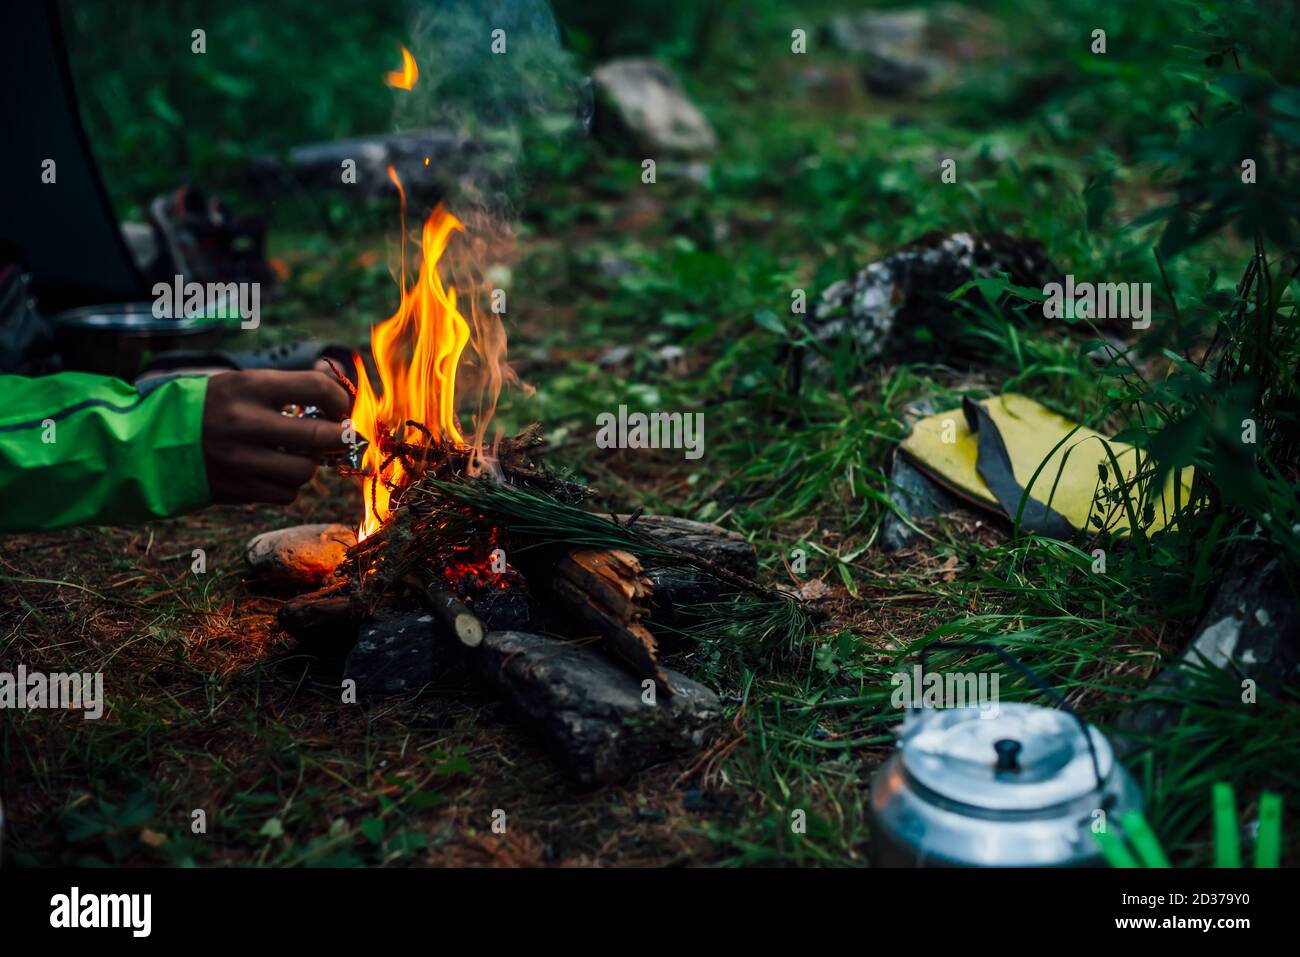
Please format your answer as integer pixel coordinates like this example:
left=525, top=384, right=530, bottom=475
left=384, top=46, right=418, bottom=90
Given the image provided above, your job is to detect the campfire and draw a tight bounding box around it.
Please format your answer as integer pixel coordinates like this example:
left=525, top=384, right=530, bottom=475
left=268, top=53, right=816, bottom=785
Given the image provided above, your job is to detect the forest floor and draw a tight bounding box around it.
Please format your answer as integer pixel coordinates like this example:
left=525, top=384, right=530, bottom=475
left=3, top=0, right=1297, bottom=866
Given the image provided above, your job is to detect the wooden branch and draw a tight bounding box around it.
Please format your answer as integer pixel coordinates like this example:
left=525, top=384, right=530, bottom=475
left=424, top=578, right=485, bottom=648
left=406, top=571, right=484, bottom=648
left=277, top=579, right=355, bottom=639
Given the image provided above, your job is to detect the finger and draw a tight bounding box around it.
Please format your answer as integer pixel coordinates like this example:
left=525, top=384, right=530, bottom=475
left=240, top=406, right=350, bottom=455
left=249, top=370, right=351, bottom=419
left=208, top=469, right=303, bottom=506
left=221, top=443, right=319, bottom=487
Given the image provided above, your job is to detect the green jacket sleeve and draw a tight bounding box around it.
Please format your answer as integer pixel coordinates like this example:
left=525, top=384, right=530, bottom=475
left=0, top=372, right=210, bottom=532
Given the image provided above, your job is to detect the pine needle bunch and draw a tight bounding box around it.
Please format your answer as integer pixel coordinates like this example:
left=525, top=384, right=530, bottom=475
left=361, top=475, right=819, bottom=652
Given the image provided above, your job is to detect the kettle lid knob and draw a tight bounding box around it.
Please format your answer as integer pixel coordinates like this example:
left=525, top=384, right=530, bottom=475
left=994, top=738, right=1022, bottom=772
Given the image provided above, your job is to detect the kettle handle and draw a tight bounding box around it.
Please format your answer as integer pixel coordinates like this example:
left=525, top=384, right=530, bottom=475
left=917, top=641, right=1106, bottom=793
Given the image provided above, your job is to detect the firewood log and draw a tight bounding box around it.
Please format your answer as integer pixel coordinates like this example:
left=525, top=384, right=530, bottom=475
left=277, top=579, right=355, bottom=640
left=414, top=573, right=484, bottom=648
left=610, top=514, right=758, bottom=628
left=550, top=548, right=671, bottom=696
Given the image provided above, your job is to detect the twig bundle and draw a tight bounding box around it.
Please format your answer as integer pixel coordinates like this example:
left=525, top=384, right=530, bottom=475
left=340, top=452, right=818, bottom=654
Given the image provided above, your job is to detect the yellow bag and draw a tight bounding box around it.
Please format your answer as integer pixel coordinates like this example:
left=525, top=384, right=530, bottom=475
left=898, top=394, right=1193, bottom=537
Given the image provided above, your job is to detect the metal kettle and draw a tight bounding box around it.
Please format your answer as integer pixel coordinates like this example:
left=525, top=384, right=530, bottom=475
left=869, top=643, right=1142, bottom=867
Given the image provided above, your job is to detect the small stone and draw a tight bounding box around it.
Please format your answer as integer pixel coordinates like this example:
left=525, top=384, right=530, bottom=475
left=598, top=345, right=634, bottom=368
left=1087, top=335, right=1140, bottom=367
left=799, top=579, right=832, bottom=602
left=592, top=59, right=717, bottom=157
left=1120, top=538, right=1300, bottom=740
left=880, top=452, right=966, bottom=553
left=826, top=5, right=1001, bottom=99
left=244, top=523, right=355, bottom=589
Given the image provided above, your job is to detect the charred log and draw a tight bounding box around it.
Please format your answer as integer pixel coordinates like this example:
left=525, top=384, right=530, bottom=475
left=277, top=579, right=357, bottom=641
left=477, top=630, right=722, bottom=787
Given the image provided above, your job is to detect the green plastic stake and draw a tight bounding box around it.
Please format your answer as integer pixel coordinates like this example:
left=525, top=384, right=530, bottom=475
left=1120, top=810, right=1170, bottom=868
left=1094, top=827, right=1139, bottom=868
left=1254, top=792, right=1283, bottom=869
left=1213, top=783, right=1241, bottom=868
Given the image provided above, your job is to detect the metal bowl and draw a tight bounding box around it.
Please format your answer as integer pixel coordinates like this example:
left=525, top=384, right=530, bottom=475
left=51, top=302, right=225, bottom=379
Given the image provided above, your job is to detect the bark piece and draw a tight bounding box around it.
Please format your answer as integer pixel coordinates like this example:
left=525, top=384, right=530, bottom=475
left=552, top=548, right=669, bottom=694
left=616, top=514, right=758, bottom=576
left=478, top=630, right=722, bottom=786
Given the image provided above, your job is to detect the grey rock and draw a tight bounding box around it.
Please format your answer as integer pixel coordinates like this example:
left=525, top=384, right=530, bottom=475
left=652, top=344, right=686, bottom=375
left=245, top=523, right=355, bottom=589
left=479, top=630, right=722, bottom=786
left=1121, top=539, right=1300, bottom=739
left=880, top=452, right=966, bottom=552
left=828, top=8, right=942, bottom=97
left=597, top=251, right=640, bottom=281
left=248, top=128, right=482, bottom=203
left=592, top=59, right=717, bottom=157
left=826, top=5, right=998, bottom=99
left=597, top=345, right=634, bottom=368
left=344, top=611, right=464, bottom=696
left=828, top=8, right=928, bottom=56
left=1086, top=334, right=1141, bottom=368
left=802, top=231, right=1058, bottom=378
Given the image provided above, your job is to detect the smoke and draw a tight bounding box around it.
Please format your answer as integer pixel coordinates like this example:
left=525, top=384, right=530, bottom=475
left=388, top=0, right=587, bottom=472
left=393, top=0, right=590, bottom=223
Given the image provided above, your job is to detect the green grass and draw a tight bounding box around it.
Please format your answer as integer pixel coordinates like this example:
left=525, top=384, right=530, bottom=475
left=3, top=0, right=1296, bottom=866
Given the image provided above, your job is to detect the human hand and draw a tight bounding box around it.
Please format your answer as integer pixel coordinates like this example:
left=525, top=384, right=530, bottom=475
left=201, top=370, right=350, bottom=505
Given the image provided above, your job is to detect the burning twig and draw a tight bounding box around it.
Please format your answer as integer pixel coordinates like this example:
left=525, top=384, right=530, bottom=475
left=322, top=356, right=357, bottom=401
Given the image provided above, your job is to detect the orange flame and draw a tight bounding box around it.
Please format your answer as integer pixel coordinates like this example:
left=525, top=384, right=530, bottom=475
left=385, top=46, right=418, bottom=91
left=352, top=168, right=473, bottom=541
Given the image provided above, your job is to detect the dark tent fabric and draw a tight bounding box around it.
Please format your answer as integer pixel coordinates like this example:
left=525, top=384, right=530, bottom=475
left=0, top=0, right=148, bottom=312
